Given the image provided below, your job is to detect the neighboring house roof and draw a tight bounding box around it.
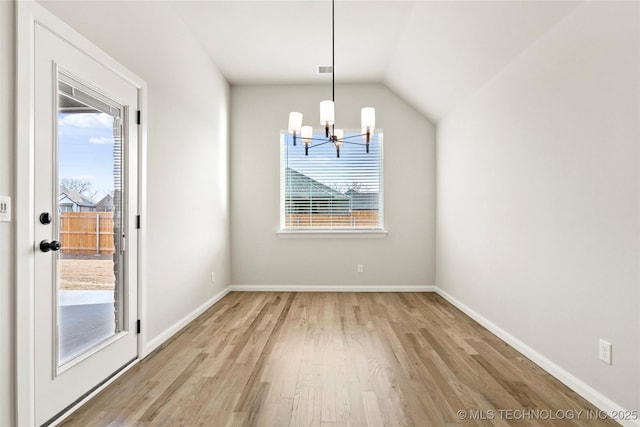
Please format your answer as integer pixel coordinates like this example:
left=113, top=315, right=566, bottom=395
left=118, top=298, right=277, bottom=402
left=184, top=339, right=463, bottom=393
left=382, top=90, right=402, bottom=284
left=285, top=168, right=350, bottom=202
left=345, top=189, right=379, bottom=211
left=59, top=186, right=95, bottom=208
left=95, top=193, right=114, bottom=208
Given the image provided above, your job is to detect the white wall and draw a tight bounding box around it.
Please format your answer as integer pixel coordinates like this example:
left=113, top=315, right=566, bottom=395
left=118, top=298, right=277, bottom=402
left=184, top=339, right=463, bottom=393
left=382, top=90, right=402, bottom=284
left=1, top=2, right=16, bottom=425
left=37, top=1, right=231, bottom=348
left=231, top=84, right=435, bottom=288
left=437, top=1, right=639, bottom=413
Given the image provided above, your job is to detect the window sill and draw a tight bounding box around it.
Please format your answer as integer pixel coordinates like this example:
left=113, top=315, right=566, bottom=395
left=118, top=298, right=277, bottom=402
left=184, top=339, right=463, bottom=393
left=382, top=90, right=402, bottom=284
left=277, top=230, right=388, bottom=239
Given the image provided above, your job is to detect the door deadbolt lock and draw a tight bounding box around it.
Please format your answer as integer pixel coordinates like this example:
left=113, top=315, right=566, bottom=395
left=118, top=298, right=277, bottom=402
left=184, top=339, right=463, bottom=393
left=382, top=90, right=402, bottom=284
left=40, top=240, right=61, bottom=252
left=39, top=212, right=52, bottom=224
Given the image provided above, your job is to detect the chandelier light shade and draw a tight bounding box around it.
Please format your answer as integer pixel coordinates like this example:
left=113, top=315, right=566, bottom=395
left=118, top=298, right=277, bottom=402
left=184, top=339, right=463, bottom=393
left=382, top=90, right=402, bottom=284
left=286, top=0, right=377, bottom=158
left=361, top=107, right=375, bottom=129
left=320, top=100, right=335, bottom=136
left=288, top=112, right=303, bottom=145
left=361, top=107, right=375, bottom=149
left=301, top=125, right=313, bottom=155
left=288, top=112, right=303, bottom=133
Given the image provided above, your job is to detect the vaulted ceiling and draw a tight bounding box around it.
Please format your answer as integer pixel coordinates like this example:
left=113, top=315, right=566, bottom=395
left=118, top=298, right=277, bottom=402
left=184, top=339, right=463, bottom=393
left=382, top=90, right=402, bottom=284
left=172, top=1, right=581, bottom=121
left=39, top=0, right=582, bottom=122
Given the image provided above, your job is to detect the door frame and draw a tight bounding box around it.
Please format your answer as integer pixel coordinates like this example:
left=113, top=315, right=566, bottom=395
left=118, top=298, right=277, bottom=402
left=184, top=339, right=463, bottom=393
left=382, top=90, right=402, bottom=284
left=16, top=2, right=147, bottom=425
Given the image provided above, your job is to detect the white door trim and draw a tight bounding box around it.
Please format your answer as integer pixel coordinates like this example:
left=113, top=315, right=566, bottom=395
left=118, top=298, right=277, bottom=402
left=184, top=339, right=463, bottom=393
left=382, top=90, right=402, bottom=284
left=15, top=2, right=147, bottom=425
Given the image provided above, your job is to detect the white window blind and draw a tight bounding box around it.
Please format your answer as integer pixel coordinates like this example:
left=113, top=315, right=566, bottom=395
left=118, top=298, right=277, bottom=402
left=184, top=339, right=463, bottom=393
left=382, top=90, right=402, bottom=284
left=280, top=130, right=384, bottom=231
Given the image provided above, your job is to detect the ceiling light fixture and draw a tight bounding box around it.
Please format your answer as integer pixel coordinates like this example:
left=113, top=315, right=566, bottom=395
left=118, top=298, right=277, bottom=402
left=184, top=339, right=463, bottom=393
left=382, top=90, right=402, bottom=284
left=287, top=0, right=376, bottom=158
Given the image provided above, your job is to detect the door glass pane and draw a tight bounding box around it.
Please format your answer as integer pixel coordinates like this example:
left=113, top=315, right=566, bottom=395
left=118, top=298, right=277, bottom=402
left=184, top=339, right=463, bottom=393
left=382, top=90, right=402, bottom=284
left=56, top=73, right=125, bottom=366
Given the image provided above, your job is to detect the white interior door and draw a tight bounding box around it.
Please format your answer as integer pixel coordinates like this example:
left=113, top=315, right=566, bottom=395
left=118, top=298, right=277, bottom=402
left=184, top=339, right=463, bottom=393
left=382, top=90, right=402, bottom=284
left=33, top=22, right=139, bottom=426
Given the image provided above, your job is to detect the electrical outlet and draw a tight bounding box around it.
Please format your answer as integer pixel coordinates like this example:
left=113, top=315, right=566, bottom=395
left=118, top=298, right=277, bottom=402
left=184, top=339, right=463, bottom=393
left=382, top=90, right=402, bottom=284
left=599, top=339, right=612, bottom=365
left=357, top=264, right=364, bottom=273
left=211, top=272, right=215, bottom=284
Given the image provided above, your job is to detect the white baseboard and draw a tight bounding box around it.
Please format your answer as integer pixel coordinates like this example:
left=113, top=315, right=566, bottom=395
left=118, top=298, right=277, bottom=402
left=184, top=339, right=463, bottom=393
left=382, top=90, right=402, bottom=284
left=435, top=287, right=640, bottom=427
left=144, top=286, right=231, bottom=355
left=229, top=285, right=437, bottom=292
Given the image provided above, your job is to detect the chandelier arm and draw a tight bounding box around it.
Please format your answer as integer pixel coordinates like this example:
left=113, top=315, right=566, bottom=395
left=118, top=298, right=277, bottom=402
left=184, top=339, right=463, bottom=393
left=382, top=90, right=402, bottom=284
left=306, top=140, right=333, bottom=149
left=305, top=136, right=335, bottom=143
left=340, top=133, right=370, bottom=141
left=341, top=141, right=368, bottom=147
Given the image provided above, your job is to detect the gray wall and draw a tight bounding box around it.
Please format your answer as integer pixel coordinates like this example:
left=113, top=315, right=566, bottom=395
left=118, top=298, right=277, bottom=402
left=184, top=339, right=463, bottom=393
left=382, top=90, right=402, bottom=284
left=231, top=84, right=435, bottom=288
left=1, top=2, right=15, bottom=425
left=437, top=1, right=639, bottom=412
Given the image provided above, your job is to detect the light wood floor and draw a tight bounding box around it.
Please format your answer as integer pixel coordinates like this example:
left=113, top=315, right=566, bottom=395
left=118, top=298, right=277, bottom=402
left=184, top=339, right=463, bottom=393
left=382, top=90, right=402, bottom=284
left=59, top=292, right=618, bottom=426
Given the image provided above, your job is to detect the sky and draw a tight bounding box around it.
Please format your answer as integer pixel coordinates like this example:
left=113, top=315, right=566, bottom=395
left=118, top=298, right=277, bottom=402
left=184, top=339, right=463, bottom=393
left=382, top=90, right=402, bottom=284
left=57, top=112, right=119, bottom=200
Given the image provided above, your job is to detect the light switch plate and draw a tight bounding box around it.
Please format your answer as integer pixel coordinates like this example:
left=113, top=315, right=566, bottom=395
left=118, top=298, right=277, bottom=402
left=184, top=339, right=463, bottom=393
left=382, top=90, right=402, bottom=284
left=0, top=196, right=11, bottom=222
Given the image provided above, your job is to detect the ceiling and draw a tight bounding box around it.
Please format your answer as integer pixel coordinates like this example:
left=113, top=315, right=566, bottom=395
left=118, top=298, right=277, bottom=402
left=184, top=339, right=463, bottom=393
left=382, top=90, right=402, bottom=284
left=172, top=0, right=581, bottom=121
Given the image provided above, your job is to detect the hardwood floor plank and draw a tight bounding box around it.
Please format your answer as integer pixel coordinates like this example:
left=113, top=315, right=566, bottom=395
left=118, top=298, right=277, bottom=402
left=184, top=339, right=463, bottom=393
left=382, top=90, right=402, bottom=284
left=58, top=292, right=620, bottom=427
left=235, top=293, right=295, bottom=413
left=138, top=352, right=208, bottom=422
left=361, top=392, right=384, bottom=427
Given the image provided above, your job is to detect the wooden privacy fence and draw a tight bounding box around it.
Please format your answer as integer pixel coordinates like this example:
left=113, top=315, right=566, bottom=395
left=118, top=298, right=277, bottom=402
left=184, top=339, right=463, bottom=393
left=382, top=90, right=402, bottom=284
left=59, top=212, right=115, bottom=255
left=285, top=210, right=379, bottom=229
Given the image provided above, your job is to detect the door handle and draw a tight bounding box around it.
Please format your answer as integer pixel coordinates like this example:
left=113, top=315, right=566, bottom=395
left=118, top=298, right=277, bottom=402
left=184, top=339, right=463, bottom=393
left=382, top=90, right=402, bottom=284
left=40, top=240, right=62, bottom=252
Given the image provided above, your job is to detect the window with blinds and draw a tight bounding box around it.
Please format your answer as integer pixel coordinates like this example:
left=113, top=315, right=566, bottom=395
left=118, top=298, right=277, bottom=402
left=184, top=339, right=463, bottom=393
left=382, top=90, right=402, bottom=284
left=280, top=130, right=384, bottom=231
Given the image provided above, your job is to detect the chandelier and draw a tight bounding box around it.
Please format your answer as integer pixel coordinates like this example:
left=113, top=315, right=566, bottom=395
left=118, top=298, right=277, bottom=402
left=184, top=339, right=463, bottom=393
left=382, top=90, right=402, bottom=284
left=287, top=0, right=376, bottom=158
